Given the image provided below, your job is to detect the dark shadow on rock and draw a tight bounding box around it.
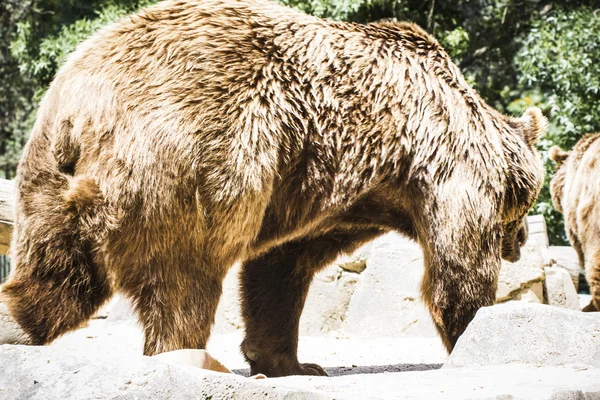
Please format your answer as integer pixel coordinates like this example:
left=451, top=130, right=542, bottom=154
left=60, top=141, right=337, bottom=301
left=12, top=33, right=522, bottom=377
left=324, top=363, right=443, bottom=377
left=232, top=363, right=442, bottom=377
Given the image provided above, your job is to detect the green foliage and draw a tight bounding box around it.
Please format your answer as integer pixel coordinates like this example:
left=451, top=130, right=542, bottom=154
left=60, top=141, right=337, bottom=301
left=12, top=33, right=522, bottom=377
left=280, top=0, right=368, bottom=20
left=0, top=0, right=158, bottom=178
left=513, top=6, right=600, bottom=245
left=0, top=0, right=34, bottom=178
left=11, top=0, right=158, bottom=100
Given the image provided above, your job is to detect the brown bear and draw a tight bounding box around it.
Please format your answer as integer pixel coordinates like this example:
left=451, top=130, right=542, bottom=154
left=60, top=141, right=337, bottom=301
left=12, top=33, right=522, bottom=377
left=0, top=0, right=545, bottom=377
left=550, top=134, right=600, bottom=312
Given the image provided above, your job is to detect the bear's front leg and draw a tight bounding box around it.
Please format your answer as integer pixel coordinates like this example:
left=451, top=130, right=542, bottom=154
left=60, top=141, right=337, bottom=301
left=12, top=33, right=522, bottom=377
left=118, top=249, right=229, bottom=356
left=418, top=213, right=503, bottom=353
left=582, top=245, right=600, bottom=312
left=240, top=228, right=382, bottom=377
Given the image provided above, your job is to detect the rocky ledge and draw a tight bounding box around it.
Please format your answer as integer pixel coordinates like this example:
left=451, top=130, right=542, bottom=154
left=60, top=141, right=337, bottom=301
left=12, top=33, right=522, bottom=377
left=1, top=303, right=599, bottom=400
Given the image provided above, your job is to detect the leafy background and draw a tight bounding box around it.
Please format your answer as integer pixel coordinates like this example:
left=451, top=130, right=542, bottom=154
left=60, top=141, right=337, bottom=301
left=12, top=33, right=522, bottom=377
left=1, top=0, right=599, bottom=245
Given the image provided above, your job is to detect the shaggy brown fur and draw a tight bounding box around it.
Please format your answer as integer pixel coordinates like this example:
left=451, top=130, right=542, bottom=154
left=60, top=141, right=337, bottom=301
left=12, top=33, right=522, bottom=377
left=550, top=134, right=600, bottom=312
left=1, top=0, right=544, bottom=377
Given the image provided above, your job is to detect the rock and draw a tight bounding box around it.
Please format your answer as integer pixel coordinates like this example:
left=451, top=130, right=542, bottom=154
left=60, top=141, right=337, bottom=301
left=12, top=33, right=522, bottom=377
left=102, top=294, right=137, bottom=323
left=547, top=246, right=581, bottom=290
left=212, top=263, right=244, bottom=334
left=445, top=302, right=600, bottom=369
left=509, top=281, right=544, bottom=304
left=0, top=302, right=29, bottom=345
left=527, top=214, right=549, bottom=247
left=2, top=343, right=598, bottom=400
left=277, top=364, right=600, bottom=400
left=333, top=241, right=374, bottom=273
left=300, top=265, right=359, bottom=335
left=579, top=294, right=593, bottom=310
left=80, top=215, right=557, bottom=338
left=335, top=255, right=367, bottom=273
left=496, top=240, right=545, bottom=303
left=343, top=233, right=439, bottom=338
left=0, top=345, right=329, bottom=400
left=153, top=349, right=232, bottom=373
left=544, top=266, right=580, bottom=310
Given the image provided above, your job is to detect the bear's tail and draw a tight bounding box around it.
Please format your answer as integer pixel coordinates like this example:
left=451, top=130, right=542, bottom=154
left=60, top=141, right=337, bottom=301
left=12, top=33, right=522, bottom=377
left=0, top=125, right=112, bottom=345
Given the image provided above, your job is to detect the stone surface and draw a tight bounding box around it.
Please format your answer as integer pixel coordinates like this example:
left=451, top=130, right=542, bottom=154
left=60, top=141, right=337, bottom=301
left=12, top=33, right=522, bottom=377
left=544, top=266, right=581, bottom=310
left=300, top=265, right=359, bottom=335
left=0, top=302, right=29, bottom=345
left=2, top=212, right=600, bottom=399
left=0, top=345, right=329, bottom=400
left=0, top=344, right=598, bottom=400
left=102, top=294, right=137, bottom=323
left=445, top=302, right=600, bottom=369
left=496, top=240, right=545, bottom=302
left=579, top=294, right=593, bottom=310
left=527, top=214, right=550, bottom=247
left=277, top=365, right=600, bottom=400
left=212, top=263, right=244, bottom=334
left=548, top=246, right=581, bottom=290
left=343, top=233, right=439, bottom=338
left=509, top=281, right=544, bottom=303
left=99, top=229, right=550, bottom=341
left=153, top=349, right=232, bottom=373
left=333, top=241, right=374, bottom=273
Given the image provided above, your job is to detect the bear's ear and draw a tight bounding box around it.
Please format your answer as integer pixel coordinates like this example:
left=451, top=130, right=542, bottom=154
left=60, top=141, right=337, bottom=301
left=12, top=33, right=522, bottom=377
left=519, top=107, right=547, bottom=146
left=549, top=146, right=569, bottom=164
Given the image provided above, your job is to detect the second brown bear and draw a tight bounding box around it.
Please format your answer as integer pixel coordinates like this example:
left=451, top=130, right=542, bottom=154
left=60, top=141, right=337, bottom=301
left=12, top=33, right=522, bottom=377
left=550, top=134, right=600, bottom=312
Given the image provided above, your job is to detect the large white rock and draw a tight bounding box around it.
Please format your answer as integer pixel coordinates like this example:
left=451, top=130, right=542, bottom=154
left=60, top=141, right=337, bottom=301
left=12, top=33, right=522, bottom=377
left=0, top=302, right=29, bottom=345
left=544, top=266, right=580, bottom=310
left=343, top=233, right=439, bottom=338
left=300, top=265, right=359, bottom=335
left=101, top=294, right=137, bottom=323
left=0, top=345, right=328, bottom=400
left=277, top=364, right=600, bottom=400
left=445, top=302, right=600, bottom=369
left=547, top=246, right=581, bottom=290
left=496, top=240, right=545, bottom=302
left=1, top=344, right=598, bottom=400
left=90, top=216, right=552, bottom=341
left=527, top=214, right=549, bottom=247
left=212, top=263, right=244, bottom=334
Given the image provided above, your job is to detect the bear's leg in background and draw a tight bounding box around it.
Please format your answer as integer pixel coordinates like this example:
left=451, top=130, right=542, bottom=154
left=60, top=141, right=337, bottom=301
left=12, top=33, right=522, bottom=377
left=582, top=244, right=600, bottom=312
left=240, top=228, right=383, bottom=377
left=419, top=213, right=502, bottom=354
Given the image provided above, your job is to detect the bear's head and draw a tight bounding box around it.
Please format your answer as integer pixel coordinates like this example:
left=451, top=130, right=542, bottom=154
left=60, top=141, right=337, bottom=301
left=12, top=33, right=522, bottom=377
left=549, top=145, right=570, bottom=214
left=501, top=218, right=529, bottom=262
left=501, top=107, right=547, bottom=262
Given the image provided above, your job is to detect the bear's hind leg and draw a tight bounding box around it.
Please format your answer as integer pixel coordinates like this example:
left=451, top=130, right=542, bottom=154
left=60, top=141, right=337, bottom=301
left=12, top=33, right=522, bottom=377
left=240, top=228, right=383, bottom=377
left=582, top=244, right=600, bottom=312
